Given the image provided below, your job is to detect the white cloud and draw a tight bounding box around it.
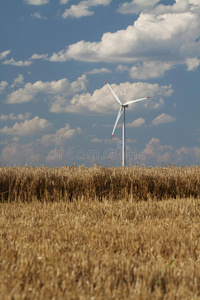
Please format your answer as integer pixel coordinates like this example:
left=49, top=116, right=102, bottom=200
left=152, top=113, right=177, bottom=125
left=150, top=98, right=165, bottom=110
left=12, top=137, right=20, bottom=142
left=0, top=116, right=52, bottom=136
left=0, top=50, right=11, bottom=60
left=0, top=112, right=31, bottom=121
left=85, top=67, right=112, bottom=75
left=186, top=57, right=200, bottom=71
left=3, top=58, right=32, bottom=67
left=105, top=137, right=120, bottom=144
left=41, top=124, right=80, bottom=146
left=31, top=12, right=47, bottom=19
left=118, top=0, right=160, bottom=15
left=11, top=74, right=24, bottom=88
left=90, top=137, right=124, bottom=144
left=189, top=0, right=200, bottom=5
left=129, top=61, right=174, bottom=79
left=62, top=0, right=111, bottom=18
left=29, top=53, right=48, bottom=60
left=50, top=0, right=200, bottom=76
left=174, top=146, right=200, bottom=163
left=62, top=3, right=93, bottom=18
left=127, top=117, right=145, bottom=127
left=91, top=137, right=104, bottom=143
left=1, top=142, right=42, bottom=166
left=7, top=75, right=88, bottom=104
left=7, top=89, right=33, bottom=104
left=24, top=0, right=49, bottom=5
left=117, top=61, right=177, bottom=80
left=116, top=65, right=129, bottom=73
left=0, top=81, right=8, bottom=93
left=142, top=138, right=174, bottom=163
left=126, top=138, right=137, bottom=144
left=150, top=0, right=200, bottom=15
left=142, top=137, right=200, bottom=165
left=93, top=137, right=121, bottom=144
left=50, top=81, right=173, bottom=114
left=60, top=0, right=69, bottom=4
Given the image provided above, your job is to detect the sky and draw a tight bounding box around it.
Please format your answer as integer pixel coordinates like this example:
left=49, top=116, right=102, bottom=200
left=0, top=0, right=200, bottom=167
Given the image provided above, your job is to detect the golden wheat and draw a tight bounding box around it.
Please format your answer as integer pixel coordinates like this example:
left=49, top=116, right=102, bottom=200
left=0, top=165, right=200, bottom=202
left=0, top=166, right=200, bottom=299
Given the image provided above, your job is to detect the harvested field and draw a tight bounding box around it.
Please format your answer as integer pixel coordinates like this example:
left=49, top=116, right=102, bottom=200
left=0, top=166, right=200, bottom=299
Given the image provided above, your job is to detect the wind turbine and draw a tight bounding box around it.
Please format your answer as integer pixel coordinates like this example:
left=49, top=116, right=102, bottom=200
left=106, top=81, right=151, bottom=167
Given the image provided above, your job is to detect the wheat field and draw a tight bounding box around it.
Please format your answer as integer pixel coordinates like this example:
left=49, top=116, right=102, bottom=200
left=0, top=165, right=200, bottom=299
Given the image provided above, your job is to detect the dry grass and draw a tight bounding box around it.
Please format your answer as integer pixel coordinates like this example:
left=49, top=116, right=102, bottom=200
left=0, top=166, right=200, bottom=299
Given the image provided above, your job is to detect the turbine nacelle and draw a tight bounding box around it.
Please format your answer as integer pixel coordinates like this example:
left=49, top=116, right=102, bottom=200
left=122, top=104, right=129, bottom=108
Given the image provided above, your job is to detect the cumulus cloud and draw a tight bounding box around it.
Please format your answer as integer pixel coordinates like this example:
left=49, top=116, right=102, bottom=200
left=126, top=138, right=137, bottom=144
left=7, top=75, right=88, bottom=104
left=142, top=137, right=174, bottom=164
left=186, top=57, right=200, bottom=71
left=50, top=81, right=173, bottom=114
left=62, top=0, right=111, bottom=19
left=85, top=67, right=112, bottom=75
left=41, top=124, right=80, bottom=146
left=90, top=136, right=121, bottom=144
left=0, top=81, right=8, bottom=93
left=141, top=137, right=200, bottom=165
left=60, top=0, right=69, bottom=3
left=127, top=117, right=145, bottom=127
left=149, top=0, right=200, bottom=15
left=50, top=0, right=200, bottom=78
left=152, top=113, right=177, bottom=125
left=0, top=50, right=11, bottom=60
left=29, top=53, right=48, bottom=60
left=91, top=137, right=104, bottom=143
left=118, top=0, right=160, bottom=15
left=116, top=65, right=129, bottom=73
left=62, top=4, right=93, bottom=18
left=24, top=0, right=49, bottom=5
left=3, top=58, right=32, bottom=67
left=129, top=61, right=174, bottom=79
left=0, top=116, right=52, bottom=135
left=11, top=74, right=24, bottom=88
left=1, top=142, right=42, bottom=166
left=174, top=146, right=200, bottom=164
left=0, top=112, right=31, bottom=121
left=31, top=12, right=47, bottom=19
left=117, top=60, right=178, bottom=80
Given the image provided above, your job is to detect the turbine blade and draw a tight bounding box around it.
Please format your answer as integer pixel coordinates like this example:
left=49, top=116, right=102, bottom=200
left=106, top=81, right=122, bottom=105
left=124, top=97, right=151, bottom=106
left=111, top=107, right=123, bottom=139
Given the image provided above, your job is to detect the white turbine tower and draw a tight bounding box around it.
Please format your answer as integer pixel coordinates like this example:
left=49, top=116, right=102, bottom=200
left=106, top=81, right=151, bottom=167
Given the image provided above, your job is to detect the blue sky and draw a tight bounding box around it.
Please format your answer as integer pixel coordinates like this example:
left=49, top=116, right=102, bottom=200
left=0, top=0, right=200, bottom=167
